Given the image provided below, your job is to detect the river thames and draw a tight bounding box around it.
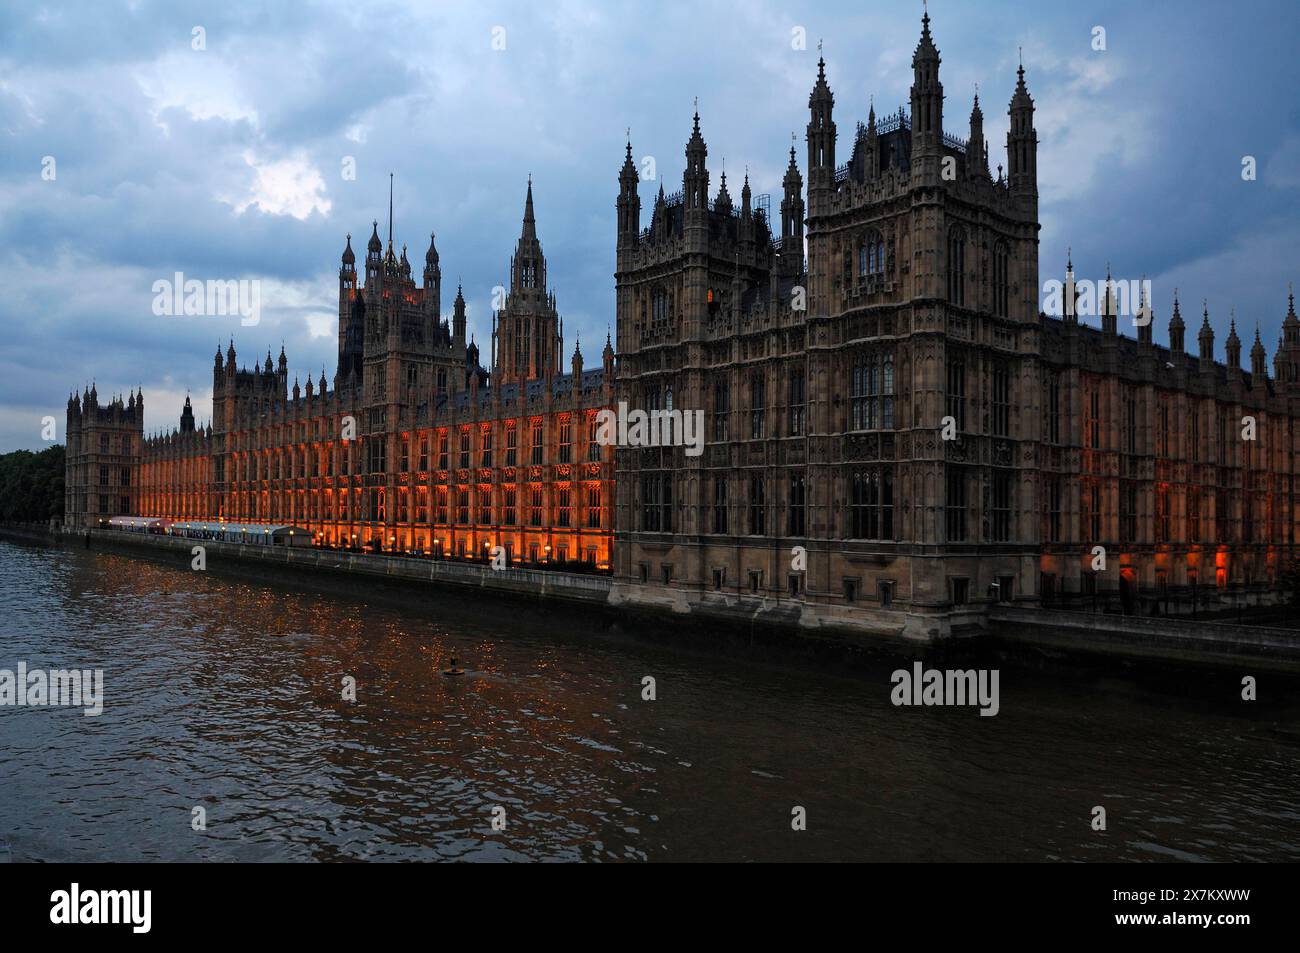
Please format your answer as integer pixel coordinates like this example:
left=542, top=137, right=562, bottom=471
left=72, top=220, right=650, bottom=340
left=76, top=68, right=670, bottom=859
left=1, top=539, right=1296, bottom=862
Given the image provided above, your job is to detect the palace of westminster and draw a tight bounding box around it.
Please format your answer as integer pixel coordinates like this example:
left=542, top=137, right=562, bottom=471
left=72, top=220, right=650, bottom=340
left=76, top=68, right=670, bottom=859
left=64, top=13, right=1300, bottom=638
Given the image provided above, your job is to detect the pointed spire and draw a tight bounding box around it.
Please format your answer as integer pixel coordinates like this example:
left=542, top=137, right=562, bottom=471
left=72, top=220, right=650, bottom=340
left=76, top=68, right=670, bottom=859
left=1169, top=288, right=1185, bottom=353
left=341, top=233, right=355, bottom=266
left=784, top=131, right=802, bottom=189
left=521, top=176, right=536, bottom=240
left=1013, top=52, right=1031, bottom=102
left=368, top=219, right=381, bottom=254
left=426, top=231, right=438, bottom=264
left=810, top=42, right=832, bottom=105
left=915, top=1, right=938, bottom=58
left=715, top=165, right=732, bottom=213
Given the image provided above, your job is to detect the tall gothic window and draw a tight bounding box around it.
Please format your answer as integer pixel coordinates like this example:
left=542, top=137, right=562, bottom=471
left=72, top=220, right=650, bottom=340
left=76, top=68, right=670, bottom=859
left=991, top=470, right=1012, bottom=542
left=991, top=366, right=1010, bottom=437
left=1087, top=389, right=1101, bottom=449
left=1045, top=476, right=1062, bottom=543
left=1046, top=374, right=1061, bottom=444
left=787, top=474, right=806, bottom=537
left=712, top=476, right=728, bottom=534
left=849, top=467, right=894, bottom=540
left=713, top=377, right=730, bottom=442
left=1119, top=482, right=1137, bottom=543
left=651, top=289, right=671, bottom=330
left=1123, top=386, right=1137, bottom=454
left=948, top=228, right=966, bottom=306
left=851, top=351, right=895, bottom=431
left=587, top=415, right=601, bottom=462
left=750, top=372, right=765, bottom=440
left=559, top=420, right=572, bottom=464
left=945, top=468, right=967, bottom=542
left=859, top=231, right=885, bottom=279
left=642, top=473, right=673, bottom=532
left=748, top=474, right=766, bottom=535
left=993, top=242, right=1009, bottom=317
left=1155, top=486, right=1170, bottom=543
left=788, top=366, right=806, bottom=436
left=946, top=359, right=966, bottom=433
left=1216, top=488, right=1232, bottom=542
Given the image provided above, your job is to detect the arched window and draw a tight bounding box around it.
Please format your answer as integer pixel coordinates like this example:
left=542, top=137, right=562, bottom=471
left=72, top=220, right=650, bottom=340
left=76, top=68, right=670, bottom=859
left=850, top=349, right=896, bottom=431
left=993, top=242, right=1009, bottom=317
left=948, top=228, right=966, bottom=306
left=859, top=231, right=886, bottom=280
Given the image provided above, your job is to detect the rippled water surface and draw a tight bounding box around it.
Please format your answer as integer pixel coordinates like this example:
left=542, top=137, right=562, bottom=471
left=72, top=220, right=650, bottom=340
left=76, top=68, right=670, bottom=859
left=1, top=539, right=1297, bottom=862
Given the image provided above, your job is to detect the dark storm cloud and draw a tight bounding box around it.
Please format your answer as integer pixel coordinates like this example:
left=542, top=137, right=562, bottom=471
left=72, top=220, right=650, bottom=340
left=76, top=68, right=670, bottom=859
left=0, top=0, right=1297, bottom=449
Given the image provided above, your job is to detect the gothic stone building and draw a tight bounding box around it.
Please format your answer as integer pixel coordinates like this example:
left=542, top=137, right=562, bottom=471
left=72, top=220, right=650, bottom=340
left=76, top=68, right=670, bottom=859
left=610, top=12, right=1300, bottom=639
left=64, top=386, right=143, bottom=524
left=67, top=184, right=615, bottom=570
left=68, top=12, right=1300, bottom=640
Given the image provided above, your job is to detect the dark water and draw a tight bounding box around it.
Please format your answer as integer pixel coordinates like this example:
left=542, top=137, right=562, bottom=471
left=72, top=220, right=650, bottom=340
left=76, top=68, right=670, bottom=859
left=0, top=539, right=1296, bottom=862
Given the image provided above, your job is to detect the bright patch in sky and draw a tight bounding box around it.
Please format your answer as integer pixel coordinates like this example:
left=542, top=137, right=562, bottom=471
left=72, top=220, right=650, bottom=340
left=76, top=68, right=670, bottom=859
left=222, top=151, right=331, bottom=219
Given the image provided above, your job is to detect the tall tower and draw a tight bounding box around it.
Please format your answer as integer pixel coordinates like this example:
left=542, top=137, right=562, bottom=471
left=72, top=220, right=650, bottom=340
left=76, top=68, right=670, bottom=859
left=683, top=109, right=709, bottom=214
left=779, top=144, right=804, bottom=279
left=806, top=53, right=836, bottom=212
left=1007, top=58, right=1038, bottom=213
left=337, top=234, right=361, bottom=382
left=910, top=9, right=944, bottom=184
left=423, top=231, right=442, bottom=335
left=967, top=92, right=988, bottom=179
left=617, top=139, right=641, bottom=248
left=496, top=179, right=562, bottom=384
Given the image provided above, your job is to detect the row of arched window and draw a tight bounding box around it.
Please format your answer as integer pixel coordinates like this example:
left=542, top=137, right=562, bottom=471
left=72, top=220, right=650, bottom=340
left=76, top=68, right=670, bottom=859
left=948, top=226, right=1011, bottom=317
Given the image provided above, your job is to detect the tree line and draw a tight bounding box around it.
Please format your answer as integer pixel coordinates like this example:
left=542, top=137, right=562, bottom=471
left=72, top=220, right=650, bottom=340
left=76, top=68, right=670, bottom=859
left=0, top=446, right=65, bottom=523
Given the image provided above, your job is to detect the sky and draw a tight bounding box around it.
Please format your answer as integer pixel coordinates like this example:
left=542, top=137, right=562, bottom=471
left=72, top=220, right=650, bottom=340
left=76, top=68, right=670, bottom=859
left=1, top=0, right=1298, bottom=451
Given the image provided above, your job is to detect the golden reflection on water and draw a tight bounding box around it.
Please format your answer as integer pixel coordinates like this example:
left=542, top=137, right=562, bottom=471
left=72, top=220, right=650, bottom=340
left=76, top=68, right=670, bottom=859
left=0, top=541, right=1297, bottom=862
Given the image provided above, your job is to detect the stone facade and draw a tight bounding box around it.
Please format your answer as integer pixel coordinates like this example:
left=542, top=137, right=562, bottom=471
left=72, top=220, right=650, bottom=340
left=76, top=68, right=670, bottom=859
left=609, top=13, right=1300, bottom=638
left=64, top=386, right=144, bottom=526
left=66, top=12, right=1300, bottom=639
left=67, top=185, right=615, bottom=571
